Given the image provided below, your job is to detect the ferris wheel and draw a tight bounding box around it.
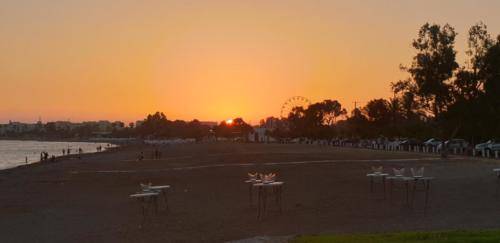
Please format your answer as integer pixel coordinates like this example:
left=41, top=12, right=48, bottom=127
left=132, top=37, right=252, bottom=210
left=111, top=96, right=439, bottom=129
left=280, top=96, right=311, bottom=119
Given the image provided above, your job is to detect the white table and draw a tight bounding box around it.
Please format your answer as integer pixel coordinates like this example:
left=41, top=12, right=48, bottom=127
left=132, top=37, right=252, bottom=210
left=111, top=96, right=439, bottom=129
left=386, top=176, right=434, bottom=208
left=386, top=176, right=413, bottom=205
left=130, top=192, right=159, bottom=222
left=366, top=173, right=388, bottom=198
left=493, top=168, right=500, bottom=178
left=143, top=185, right=170, bottom=211
left=253, top=181, right=284, bottom=219
left=494, top=169, right=500, bottom=195
left=245, top=179, right=261, bottom=205
left=411, top=177, right=434, bottom=209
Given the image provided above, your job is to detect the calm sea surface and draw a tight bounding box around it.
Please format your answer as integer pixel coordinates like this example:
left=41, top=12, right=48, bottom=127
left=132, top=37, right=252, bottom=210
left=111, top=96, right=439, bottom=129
left=0, top=140, right=115, bottom=170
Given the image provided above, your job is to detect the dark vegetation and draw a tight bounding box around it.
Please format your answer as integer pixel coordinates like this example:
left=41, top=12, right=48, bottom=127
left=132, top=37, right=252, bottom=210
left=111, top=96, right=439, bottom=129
left=270, top=22, right=500, bottom=143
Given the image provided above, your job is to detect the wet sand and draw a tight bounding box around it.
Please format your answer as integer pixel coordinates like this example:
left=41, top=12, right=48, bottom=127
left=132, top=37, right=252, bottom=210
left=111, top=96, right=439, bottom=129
left=1, top=142, right=500, bottom=242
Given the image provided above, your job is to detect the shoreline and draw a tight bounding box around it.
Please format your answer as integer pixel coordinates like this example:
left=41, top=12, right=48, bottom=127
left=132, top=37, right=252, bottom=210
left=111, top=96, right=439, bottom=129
left=0, top=137, right=138, bottom=144
left=0, top=140, right=124, bottom=172
left=0, top=145, right=125, bottom=173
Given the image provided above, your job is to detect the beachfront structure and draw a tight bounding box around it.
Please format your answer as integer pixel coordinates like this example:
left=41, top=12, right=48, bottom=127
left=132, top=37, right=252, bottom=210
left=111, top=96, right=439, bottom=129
left=248, top=127, right=276, bottom=143
left=0, top=121, right=41, bottom=135
left=0, top=120, right=124, bottom=136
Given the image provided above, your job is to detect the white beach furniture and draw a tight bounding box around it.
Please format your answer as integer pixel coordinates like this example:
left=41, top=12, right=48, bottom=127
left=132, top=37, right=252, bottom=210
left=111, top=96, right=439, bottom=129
left=386, top=175, right=413, bottom=205
left=411, top=167, right=425, bottom=178
left=245, top=173, right=276, bottom=207
left=493, top=169, right=500, bottom=195
left=386, top=167, right=434, bottom=209
left=130, top=192, right=160, bottom=222
left=366, top=172, right=389, bottom=199
left=411, top=176, right=434, bottom=209
left=366, top=166, right=388, bottom=199
left=252, top=181, right=284, bottom=219
left=245, top=179, right=261, bottom=205
left=493, top=168, right=500, bottom=178
left=141, top=184, right=171, bottom=211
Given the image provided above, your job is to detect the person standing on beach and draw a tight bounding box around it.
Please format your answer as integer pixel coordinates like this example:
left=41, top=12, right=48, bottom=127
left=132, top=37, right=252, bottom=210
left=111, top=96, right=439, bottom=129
left=153, top=146, right=159, bottom=159
left=62, top=149, right=66, bottom=156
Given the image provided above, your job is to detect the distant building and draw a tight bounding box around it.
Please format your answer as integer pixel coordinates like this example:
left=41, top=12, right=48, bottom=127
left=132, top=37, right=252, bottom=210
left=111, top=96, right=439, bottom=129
left=248, top=127, right=276, bottom=143
left=0, top=119, right=125, bottom=137
left=260, top=117, right=281, bottom=130
left=200, top=121, right=218, bottom=127
left=0, top=121, right=39, bottom=134
left=53, top=121, right=77, bottom=131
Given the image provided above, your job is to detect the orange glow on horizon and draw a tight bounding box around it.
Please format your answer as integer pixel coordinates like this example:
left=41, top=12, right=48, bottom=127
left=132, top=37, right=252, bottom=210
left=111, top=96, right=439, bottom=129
left=1, top=1, right=499, bottom=124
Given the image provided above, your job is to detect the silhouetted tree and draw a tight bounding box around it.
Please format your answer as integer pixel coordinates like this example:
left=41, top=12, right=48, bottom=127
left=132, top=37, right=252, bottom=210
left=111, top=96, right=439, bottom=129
left=214, top=118, right=253, bottom=140
left=403, top=23, right=459, bottom=118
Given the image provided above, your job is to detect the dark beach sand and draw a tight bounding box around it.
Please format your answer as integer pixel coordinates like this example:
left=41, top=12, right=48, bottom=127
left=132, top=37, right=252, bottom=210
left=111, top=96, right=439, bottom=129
left=1, top=143, right=500, bottom=242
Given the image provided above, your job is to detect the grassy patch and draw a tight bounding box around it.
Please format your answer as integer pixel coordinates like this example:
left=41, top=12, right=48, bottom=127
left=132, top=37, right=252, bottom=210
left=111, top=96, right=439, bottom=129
left=292, top=230, right=500, bottom=243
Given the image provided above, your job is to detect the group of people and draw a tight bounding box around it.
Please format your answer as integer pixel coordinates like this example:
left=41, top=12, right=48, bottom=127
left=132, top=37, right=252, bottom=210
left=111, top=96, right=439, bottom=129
left=30, top=144, right=109, bottom=165
left=40, top=151, right=55, bottom=162
left=137, top=146, right=163, bottom=161
left=96, top=144, right=111, bottom=152
left=153, top=147, right=162, bottom=159
left=62, top=148, right=72, bottom=156
left=62, top=148, right=83, bottom=156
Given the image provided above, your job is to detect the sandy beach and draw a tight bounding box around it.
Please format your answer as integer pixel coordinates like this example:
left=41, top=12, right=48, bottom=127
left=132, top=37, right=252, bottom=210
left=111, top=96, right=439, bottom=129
left=1, top=142, right=500, bottom=242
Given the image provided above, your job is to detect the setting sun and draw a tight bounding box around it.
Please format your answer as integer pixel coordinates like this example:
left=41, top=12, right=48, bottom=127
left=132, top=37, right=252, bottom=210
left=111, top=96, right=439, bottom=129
left=226, top=119, right=234, bottom=125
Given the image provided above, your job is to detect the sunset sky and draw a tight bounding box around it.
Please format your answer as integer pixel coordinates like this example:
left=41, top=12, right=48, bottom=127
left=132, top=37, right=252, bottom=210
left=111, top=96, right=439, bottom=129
left=1, top=0, right=499, bottom=124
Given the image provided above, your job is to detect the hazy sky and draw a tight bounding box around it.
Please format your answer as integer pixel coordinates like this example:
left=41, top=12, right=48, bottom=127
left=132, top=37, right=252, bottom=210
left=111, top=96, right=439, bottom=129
left=1, top=0, right=499, bottom=124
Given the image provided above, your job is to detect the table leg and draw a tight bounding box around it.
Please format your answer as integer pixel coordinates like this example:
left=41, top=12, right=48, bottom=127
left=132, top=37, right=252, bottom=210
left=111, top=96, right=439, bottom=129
left=257, top=187, right=262, bottom=219
left=140, top=198, right=146, bottom=223
left=153, top=195, right=159, bottom=214
left=249, top=184, right=253, bottom=205
left=390, top=179, right=394, bottom=199
left=425, top=180, right=430, bottom=209
left=382, top=176, right=386, bottom=199
left=496, top=177, right=500, bottom=197
left=274, top=187, right=279, bottom=204
left=412, top=179, right=417, bottom=206
left=263, top=188, right=268, bottom=218
left=405, top=181, right=409, bottom=206
left=162, top=190, right=169, bottom=211
left=278, top=185, right=283, bottom=214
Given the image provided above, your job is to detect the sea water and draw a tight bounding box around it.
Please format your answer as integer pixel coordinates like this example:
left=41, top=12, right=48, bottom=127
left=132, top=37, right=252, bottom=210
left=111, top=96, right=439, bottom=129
left=0, top=140, right=115, bottom=170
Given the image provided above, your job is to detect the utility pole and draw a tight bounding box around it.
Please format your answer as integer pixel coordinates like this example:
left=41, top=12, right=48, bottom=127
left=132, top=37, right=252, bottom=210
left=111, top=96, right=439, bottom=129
left=353, top=101, right=367, bottom=110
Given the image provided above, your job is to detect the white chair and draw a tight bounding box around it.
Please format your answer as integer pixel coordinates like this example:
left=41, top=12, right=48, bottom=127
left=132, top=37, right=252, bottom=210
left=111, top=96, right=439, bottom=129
left=411, top=167, right=425, bottom=178
left=393, top=168, right=405, bottom=177
left=371, top=166, right=383, bottom=174
left=248, top=172, right=259, bottom=181
left=262, top=173, right=276, bottom=183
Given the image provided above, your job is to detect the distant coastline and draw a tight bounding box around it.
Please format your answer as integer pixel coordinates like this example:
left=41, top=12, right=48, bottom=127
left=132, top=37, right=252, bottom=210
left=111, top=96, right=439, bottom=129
left=0, top=136, right=138, bottom=144
left=0, top=140, right=122, bottom=171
